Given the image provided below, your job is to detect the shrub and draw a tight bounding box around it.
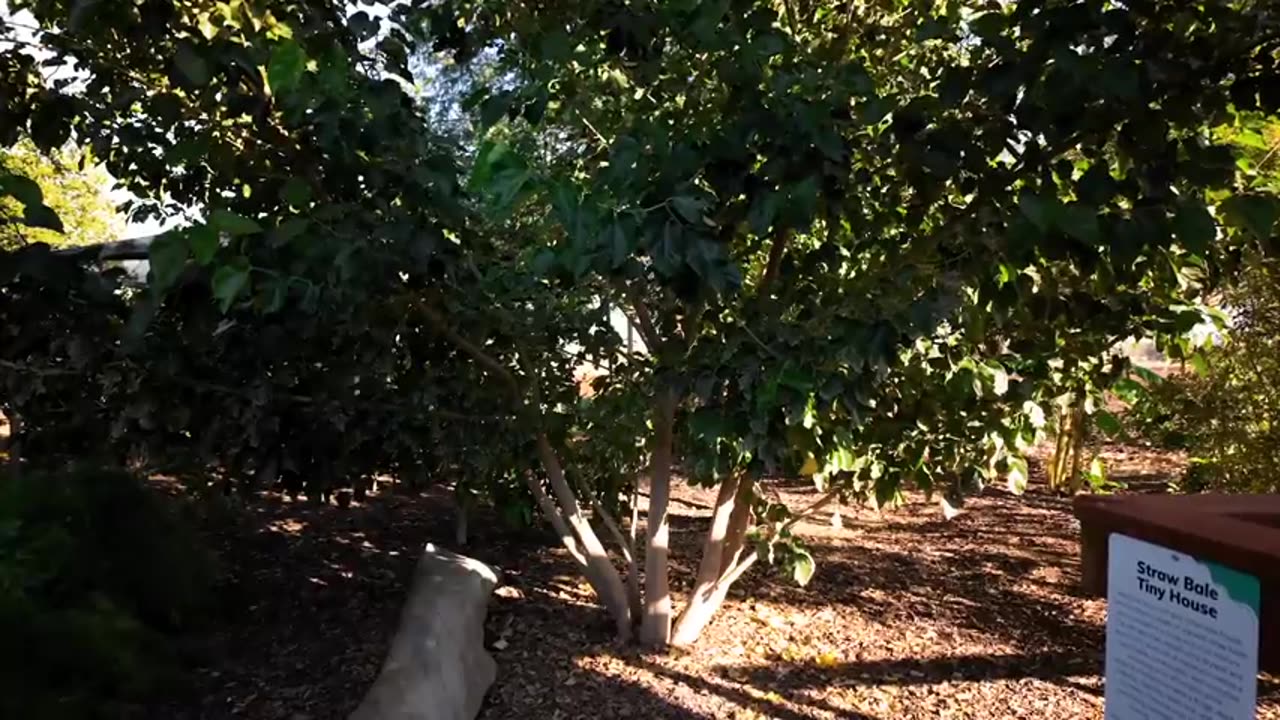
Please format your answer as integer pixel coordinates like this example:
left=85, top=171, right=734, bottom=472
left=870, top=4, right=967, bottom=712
left=0, top=464, right=214, bottom=718
left=1140, top=260, right=1280, bottom=493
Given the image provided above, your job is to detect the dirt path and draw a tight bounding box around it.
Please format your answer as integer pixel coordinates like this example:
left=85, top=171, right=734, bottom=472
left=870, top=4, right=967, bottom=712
left=148, top=448, right=1280, bottom=719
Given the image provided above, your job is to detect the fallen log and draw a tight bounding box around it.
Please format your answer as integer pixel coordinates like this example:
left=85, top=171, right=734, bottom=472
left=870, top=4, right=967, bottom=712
left=350, top=544, right=500, bottom=720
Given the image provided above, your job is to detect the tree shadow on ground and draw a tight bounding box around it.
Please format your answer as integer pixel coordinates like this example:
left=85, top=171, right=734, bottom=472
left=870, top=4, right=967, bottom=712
left=715, top=651, right=1103, bottom=693
left=138, top=485, right=738, bottom=720
left=137, top=475, right=1279, bottom=720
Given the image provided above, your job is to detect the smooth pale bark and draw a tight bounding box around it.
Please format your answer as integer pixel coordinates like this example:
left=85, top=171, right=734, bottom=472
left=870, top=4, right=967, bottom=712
left=534, top=434, right=633, bottom=640
left=639, top=387, right=678, bottom=646
left=671, top=475, right=740, bottom=646
left=629, top=486, right=642, bottom=620
left=673, top=488, right=841, bottom=646
left=593, top=498, right=642, bottom=621
left=524, top=474, right=589, bottom=570
left=670, top=553, right=759, bottom=648
left=719, top=476, right=755, bottom=577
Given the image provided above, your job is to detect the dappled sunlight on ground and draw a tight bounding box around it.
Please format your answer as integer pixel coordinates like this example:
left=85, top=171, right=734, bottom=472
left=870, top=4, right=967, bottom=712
left=141, top=446, right=1279, bottom=719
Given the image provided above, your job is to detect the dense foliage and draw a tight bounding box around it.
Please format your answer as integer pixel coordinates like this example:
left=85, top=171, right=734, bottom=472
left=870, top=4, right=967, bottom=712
left=0, top=140, right=121, bottom=249
left=2, top=0, right=1279, bottom=648
left=0, top=465, right=213, bottom=718
left=1131, top=259, right=1280, bottom=493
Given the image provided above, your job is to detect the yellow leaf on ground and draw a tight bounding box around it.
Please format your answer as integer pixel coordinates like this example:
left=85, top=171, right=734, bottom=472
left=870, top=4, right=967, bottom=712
left=816, top=651, right=840, bottom=668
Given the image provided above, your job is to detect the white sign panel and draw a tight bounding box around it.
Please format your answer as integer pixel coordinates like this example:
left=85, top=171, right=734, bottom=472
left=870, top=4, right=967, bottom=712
left=1106, top=534, right=1261, bottom=719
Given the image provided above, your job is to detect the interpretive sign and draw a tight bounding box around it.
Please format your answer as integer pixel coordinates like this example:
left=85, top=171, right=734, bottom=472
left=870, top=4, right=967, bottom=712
left=1106, top=533, right=1262, bottom=719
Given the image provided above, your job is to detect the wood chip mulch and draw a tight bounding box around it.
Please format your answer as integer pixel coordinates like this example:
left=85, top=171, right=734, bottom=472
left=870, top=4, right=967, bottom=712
left=142, top=448, right=1280, bottom=720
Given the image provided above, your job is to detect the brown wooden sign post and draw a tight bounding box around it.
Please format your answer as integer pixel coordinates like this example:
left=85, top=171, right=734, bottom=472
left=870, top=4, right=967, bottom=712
left=1074, top=494, right=1280, bottom=673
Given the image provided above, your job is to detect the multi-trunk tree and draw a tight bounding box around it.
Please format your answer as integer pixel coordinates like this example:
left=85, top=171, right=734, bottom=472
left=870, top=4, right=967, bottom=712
left=423, top=0, right=1280, bottom=646
left=2, top=0, right=1279, bottom=649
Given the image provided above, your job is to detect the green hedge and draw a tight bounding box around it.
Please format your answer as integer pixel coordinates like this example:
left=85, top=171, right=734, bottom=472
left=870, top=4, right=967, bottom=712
left=0, top=464, right=214, bottom=718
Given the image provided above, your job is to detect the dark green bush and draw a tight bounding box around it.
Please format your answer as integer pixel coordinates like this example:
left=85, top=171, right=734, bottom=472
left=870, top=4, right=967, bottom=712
left=0, top=464, right=214, bottom=718
left=1135, top=260, right=1280, bottom=493
left=1123, top=371, right=1199, bottom=450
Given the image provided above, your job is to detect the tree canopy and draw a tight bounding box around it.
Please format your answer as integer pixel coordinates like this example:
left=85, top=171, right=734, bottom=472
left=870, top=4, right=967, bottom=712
left=0, top=140, right=121, bottom=248
left=2, top=0, right=1279, bottom=647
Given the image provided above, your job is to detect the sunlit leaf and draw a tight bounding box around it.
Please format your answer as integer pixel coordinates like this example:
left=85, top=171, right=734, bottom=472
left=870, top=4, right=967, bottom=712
left=792, top=549, right=815, bottom=587
left=268, top=39, right=307, bottom=95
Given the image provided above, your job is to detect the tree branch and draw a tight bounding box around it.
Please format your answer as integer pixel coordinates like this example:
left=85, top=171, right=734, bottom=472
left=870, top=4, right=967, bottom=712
left=719, top=476, right=756, bottom=577
left=527, top=475, right=589, bottom=569
left=594, top=496, right=642, bottom=619
left=534, top=434, right=634, bottom=639
left=714, top=487, right=840, bottom=594
left=759, top=228, right=792, bottom=294
left=613, top=279, right=661, bottom=351
left=419, top=304, right=522, bottom=396
left=592, top=497, right=635, bottom=565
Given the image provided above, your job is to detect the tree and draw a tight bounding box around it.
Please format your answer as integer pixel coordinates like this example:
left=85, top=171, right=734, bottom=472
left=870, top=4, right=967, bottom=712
left=2, top=0, right=1279, bottom=652
left=424, top=0, right=1280, bottom=645
left=0, top=141, right=121, bottom=248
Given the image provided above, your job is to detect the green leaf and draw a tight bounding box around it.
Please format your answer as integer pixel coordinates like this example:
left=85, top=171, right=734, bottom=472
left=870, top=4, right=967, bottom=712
left=859, top=96, right=893, bottom=125
left=604, top=221, right=629, bottom=269
left=1131, top=365, right=1164, bottom=386
left=349, top=11, right=378, bottom=41
left=268, top=39, right=307, bottom=95
left=792, top=549, right=815, bottom=587
left=1018, top=193, right=1058, bottom=233
left=530, top=248, right=556, bottom=276
left=1222, top=194, right=1280, bottom=241
left=479, top=93, right=514, bottom=128
left=1189, top=351, right=1210, bottom=377
left=1006, top=455, right=1028, bottom=495
left=209, top=209, right=262, bottom=236
left=1, top=173, right=43, bottom=207
left=1076, top=163, right=1116, bottom=206
left=1111, top=377, right=1147, bottom=405
left=22, top=204, right=63, bottom=232
left=986, top=362, right=1009, bottom=396
left=748, top=191, right=779, bottom=236
left=1085, top=457, right=1109, bottom=491
left=1060, top=204, right=1100, bottom=245
left=671, top=195, right=704, bottom=224
left=488, top=168, right=532, bottom=212
left=174, top=42, right=210, bottom=87
left=280, top=177, right=312, bottom=207
left=1173, top=201, right=1216, bottom=253
left=1099, top=60, right=1140, bottom=102
left=149, top=231, right=190, bottom=291
left=1094, top=409, right=1124, bottom=437
left=915, top=17, right=951, bottom=41
left=273, top=218, right=310, bottom=245
left=472, top=140, right=522, bottom=189
left=968, top=12, right=1005, bottom=41
left=189, top=223, right=220, bottom=265
left=211, top=264, right=250, bottom=313
left=1023, top=401, right=1047, bottom=429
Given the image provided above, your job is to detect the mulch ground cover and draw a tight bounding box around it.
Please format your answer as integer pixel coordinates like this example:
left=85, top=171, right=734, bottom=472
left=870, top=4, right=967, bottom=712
left=146, top=445, right=1280, bottom=720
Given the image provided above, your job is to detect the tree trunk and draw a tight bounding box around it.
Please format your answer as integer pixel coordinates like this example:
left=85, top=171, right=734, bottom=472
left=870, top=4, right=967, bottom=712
left=720, top=476, right=755, bottom=576
left=1048, top=405, right=1073, bottom=491
left=640, top=386, right=678, bottom=646
left=534, top=435, right=633, bottom=640
left=1068, top=401, right=1087, bottom=493
left=671, top=474, right=740, bottom=646
left=673, top=484, right=838, bottom=647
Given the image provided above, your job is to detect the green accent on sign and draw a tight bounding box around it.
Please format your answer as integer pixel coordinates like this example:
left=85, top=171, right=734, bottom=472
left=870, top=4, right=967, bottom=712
left=1207, top=561, right=1261, bottom=615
